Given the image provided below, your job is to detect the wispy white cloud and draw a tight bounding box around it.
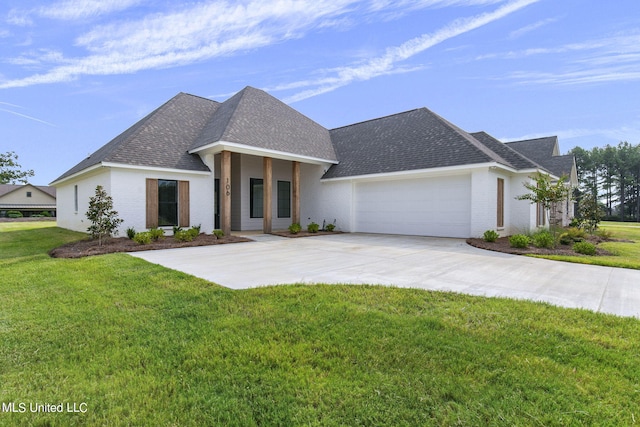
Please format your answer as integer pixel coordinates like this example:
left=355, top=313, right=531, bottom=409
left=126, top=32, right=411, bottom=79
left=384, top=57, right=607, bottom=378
left=7, top=49, right=69, bottom=67
left=278, top=0, right=540, bottom=102
left=0, top=108, right=56, bottom=126
left=37, top=0, right=142, bottom=20
left=478, top=31, right=640, bottom=86
left=507, top=66, right=640, bottom=86
left=7, top=0, right=141, bottom=24
left=0, top=0, right=538, bottom=92
left=0, top=0, right=361, bottom=89
left=7, top=9, right=33, bottom=26
left=509, top=17, right=557, bottom=38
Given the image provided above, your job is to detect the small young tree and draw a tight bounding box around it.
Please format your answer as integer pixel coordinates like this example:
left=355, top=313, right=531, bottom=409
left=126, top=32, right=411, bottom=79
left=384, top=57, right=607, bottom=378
left=578, top=192, right=603, bottom=233
left=86, top=185, right=123, bottom=245
left=516, top=173, right=570, bottom=245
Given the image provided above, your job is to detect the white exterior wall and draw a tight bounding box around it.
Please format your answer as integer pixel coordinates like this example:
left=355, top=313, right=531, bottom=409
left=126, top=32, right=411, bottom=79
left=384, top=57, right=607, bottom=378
left=471, top=169, right=514, bottom=238
left=299, top=163, right=352, bottom=231
left=55, top=167, right=214, bottom=235
left=509, top=174, right=538, bottom=234
left=110, top=168, right=214, bottom=235
left=55, top=169, right=111, bottom=233
left=469, top=169, right=491, bottom=238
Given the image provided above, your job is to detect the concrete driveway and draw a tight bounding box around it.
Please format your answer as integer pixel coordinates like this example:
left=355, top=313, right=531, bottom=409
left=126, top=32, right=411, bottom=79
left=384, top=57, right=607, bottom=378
left=130, top=233, right=640, bottom=318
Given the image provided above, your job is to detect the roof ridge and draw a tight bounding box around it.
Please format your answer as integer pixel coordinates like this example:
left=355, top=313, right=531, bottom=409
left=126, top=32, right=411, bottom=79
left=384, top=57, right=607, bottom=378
left=330, top=108, right=423, bottom=131
left=218, top=87, right=251, bottom=141
left=430, top=112, right=513, bottom=167
left=471, top=131, right=546, bottom=170
left=505, top=135, right=557, bottom=144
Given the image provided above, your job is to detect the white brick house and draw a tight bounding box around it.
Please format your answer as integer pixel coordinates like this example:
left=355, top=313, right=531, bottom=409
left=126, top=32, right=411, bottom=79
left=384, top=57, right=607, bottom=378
left=51, top=86, right=577, bottom=238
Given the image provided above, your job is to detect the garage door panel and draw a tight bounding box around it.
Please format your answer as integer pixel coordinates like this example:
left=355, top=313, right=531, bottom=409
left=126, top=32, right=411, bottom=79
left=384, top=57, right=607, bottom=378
left=354, top=175, right=471, bottom=238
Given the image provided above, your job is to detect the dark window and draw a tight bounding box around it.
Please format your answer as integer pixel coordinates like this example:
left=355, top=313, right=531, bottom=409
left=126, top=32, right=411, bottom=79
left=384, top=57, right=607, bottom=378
left=158, top=180, right=178, bottom=226
left=250, top=178, right=263, bottom=218
left=277, top=181, right=291, bottom=218
left=74, top=185, right=78, bottom=212
left=26, top=191, right=32, bottom=198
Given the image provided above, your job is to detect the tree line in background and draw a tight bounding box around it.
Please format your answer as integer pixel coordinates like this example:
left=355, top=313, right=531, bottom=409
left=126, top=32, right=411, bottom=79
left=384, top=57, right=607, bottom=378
left=571, top=141, right=640, bottom=222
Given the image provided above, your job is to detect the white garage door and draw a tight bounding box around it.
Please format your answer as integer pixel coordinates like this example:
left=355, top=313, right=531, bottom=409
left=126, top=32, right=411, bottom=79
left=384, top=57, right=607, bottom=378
left=353, top=174, right=471, bottom=238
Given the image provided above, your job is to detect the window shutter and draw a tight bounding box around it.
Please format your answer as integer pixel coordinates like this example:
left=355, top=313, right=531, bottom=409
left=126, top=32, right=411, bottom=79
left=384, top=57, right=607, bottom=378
left=179, top=180, right=190, bottom=227
left=146, top=178, right=159, bottom=229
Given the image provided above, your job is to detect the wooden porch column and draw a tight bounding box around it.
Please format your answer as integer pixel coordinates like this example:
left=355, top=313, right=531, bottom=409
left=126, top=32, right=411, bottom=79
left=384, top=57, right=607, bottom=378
left=220, top=150, right=231, bottom=237
left=292, top=161, right=300, bottom=225
left=263, top=157, right=272, bottom=233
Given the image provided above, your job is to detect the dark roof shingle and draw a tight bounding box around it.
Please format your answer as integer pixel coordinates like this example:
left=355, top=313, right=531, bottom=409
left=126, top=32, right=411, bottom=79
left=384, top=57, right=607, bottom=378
left=506, top=137, right=575, bottom=178
left=191, top=86, right=337, bottom=161
left=323, top=108, right=512, bottom=179
left=54, top=93, right=219, bottom=182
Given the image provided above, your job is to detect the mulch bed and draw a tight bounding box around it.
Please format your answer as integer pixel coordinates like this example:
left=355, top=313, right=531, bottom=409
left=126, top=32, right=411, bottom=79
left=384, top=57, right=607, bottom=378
left=270, top=230, right=344, bottom=238
left=49, top=234, right=252, bottom=259
left=466, top=236, right=615, bottom=256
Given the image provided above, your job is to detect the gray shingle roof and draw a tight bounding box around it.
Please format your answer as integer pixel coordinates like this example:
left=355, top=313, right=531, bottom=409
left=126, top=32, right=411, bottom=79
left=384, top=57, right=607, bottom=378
left=53, top=93, right=219, bottom=183
left=323, top=108, right=512, bottom=179
left=470, top=131, right=542, bottom=170
left=506, top=137, right=575, bottom=178
left=191, top=86, right=337, bottom=161
left=53, top=86, right=575, bottom=186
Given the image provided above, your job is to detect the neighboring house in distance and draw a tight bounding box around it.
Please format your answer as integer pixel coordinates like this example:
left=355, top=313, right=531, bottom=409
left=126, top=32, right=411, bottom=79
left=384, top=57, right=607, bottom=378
left=51, top=86, right=577, bottom=238
left=0, top=184, right=57, bottom=217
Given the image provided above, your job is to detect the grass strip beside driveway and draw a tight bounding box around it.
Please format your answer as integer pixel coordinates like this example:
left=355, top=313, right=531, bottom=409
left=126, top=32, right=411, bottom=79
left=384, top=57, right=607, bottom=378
left=1, top=222, right=639, bottom=426
left=532, top=221, right=640, bottom=269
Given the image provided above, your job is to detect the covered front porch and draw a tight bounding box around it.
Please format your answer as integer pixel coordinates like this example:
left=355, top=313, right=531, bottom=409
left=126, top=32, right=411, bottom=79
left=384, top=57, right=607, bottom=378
left=194, top=147, right=336, bottom=236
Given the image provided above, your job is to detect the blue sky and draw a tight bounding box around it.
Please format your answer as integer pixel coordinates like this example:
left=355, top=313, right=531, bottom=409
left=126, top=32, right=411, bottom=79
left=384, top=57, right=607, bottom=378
left=1, top=0, right=639, bottom=184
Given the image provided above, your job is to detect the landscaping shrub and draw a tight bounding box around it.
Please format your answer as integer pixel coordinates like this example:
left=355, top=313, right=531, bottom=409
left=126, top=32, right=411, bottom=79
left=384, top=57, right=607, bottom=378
left=532, top=230, right=555, bottom=249
left=213, top=229, right=224, bottom=239
left=573, top=241, right=596, bottom=255
left=173, top=230, right=194, bottom=242
left=7, top=210, right=23, bottom=218
left=509, top=234, right=530, bottom=248
left=173, top=226, right=182, bottom=235
left=560, top=227, right=587, bottom=245
left=187, top=227, right=199, bottom=239
left=325, top=223, right=336, bottom=232
left=289, top=223, right=301, bottom=234
left=307, top=222, right=319, bottom=233
left=595, top=228, right=612, bottom=240
left=559, top=233, right=573, bottom=246
left=133, top=232, right=152, bottom=245
left=483, top=230, right=499, bottom=242
left=174, top=229, right=197, bottom=242
left=126, top=227, right=136, bottom=240
left=148, top=228, right=165, bottom=241
left=566, top=227, right=586, bottom=241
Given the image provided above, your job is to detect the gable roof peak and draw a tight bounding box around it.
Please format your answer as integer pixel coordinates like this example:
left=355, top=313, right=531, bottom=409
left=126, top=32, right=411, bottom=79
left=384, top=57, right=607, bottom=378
left=191, top=85, right=337, bottom=161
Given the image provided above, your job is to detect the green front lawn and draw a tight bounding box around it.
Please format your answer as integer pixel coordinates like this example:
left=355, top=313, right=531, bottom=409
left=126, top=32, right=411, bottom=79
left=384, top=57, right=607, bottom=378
left=533, top=221, right=640, bottom=269
left=1, top=222, right=639, bottom=425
